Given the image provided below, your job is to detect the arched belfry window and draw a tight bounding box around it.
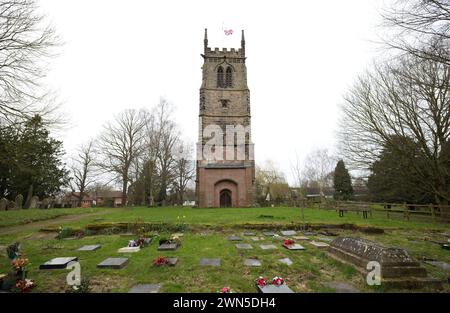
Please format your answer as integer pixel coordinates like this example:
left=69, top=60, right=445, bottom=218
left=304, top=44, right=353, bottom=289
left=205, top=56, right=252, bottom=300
left=217, top=66, right=224, bottom=88
left=225, top=67, right=232, bottom=87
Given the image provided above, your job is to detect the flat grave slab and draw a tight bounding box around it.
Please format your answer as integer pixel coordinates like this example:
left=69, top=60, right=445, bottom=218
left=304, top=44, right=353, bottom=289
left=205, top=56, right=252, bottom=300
left=279, top=258, right=293, bottom=266
left=251, top=237, right=262, bottom=241
left=39, top=257, right=78, bottom=270
left=263, top=231, right=276, bottom=237
left=424, top=260, right=450, bottom=271
left=292, top=236, right=310, bottom=240
left=283, top=243, right=305, bottom=250
left=243, top=232, right=255, bottom=236
left=158, top=243, right=179, bottom=251
left=128, top=284, right=161, bottom=293
left=281, top=230, right=297, bottom=236
left=172, top=233, right=184, bottom=237
left=244, top=259, right=262, bottom=267
left=257, top=284, right=294, bottom=293
left=236, top=243, right=253, bottom=250
left=199, top=258, right=221, bottom=267
left=260, top=244, right=278, bottom=250
left=318, top=237, right=333, bottom=242
left=228, top=236, right=243, bottom=241
left=118, top=246, right=140, bottom=253
left=324, top=281, right=360, bottom=293
left=303, top=232, right=317, bottom=236
left=310, top=241, right=330, bottom=248
left=77, top=244, right=101, bottom=251
left=97, top=257, right=129, bottom=269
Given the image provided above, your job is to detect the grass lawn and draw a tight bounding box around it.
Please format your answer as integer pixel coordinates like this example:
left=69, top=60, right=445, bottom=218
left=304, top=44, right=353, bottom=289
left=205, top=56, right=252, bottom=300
left=0, top=206, right=449, bottom=293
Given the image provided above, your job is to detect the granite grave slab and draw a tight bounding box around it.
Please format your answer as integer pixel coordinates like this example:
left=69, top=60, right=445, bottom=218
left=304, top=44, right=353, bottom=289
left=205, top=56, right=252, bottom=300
left=118, top=246, right=140, bottom=253
left=260, top=244, right=278, bottom=250
left=228, top=236, right=243, bottom=241
left=158, top=243, right=179, bottom=251
left=39, top=257, right=78, bottom=270
left=281, top=230, right=297, bottom=236
left=236, top=243, right=253, bottom=250
left=310, top=241, right=330, bottom=248
left=244, top=259, right=262, bottom=267
left=97, top=257, right=129, bottom=269
left=279, top=258, right=293, bottom=266
left=128, top=284, right=161, bottom=293
left=283, top=243, right=305, bottom=250
left=257, top=284, right=294, bottom=293
left=199, top=258, right=221, bottom=267
left=77, top=244, right=101, bottom=251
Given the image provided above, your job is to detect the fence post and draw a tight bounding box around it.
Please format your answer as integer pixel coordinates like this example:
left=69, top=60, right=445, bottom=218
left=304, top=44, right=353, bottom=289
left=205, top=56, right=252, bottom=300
left=385, top=203, right=390, bottom=219
left=403, top=202, right=409, bottom=221
left=430, top=203, right=435, bottom=222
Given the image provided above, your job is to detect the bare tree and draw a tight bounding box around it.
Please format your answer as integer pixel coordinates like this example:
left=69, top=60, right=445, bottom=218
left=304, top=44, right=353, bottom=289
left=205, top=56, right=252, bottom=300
left=339, top=52, right=450, bottom=204
left=0, top=0, right=61, bottom=124
left=290, top=152, right=304, bottom=188
left=302, top=149, right=335, bottom=195
left=98, top=109, right=147, bottom=206
left=69, top=140, right=96, bottom=207
left=382, top=0, right=450, bottom=65
left=172, top=141, right=195, bottom=205
left=152, top=98, right=180, bottom=204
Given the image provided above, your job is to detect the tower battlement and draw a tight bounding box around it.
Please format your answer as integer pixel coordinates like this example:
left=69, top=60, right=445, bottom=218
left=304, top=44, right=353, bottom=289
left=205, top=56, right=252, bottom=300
left=203, top=28, right=246, bottom=58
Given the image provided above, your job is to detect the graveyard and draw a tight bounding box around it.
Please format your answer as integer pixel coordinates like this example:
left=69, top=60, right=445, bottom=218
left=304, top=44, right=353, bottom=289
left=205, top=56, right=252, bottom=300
left=1, top=206, right=449, bottom=293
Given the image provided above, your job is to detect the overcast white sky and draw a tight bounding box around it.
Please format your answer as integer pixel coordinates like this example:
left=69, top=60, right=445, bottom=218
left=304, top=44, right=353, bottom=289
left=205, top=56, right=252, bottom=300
left=39, top=0, right=388, bottom=184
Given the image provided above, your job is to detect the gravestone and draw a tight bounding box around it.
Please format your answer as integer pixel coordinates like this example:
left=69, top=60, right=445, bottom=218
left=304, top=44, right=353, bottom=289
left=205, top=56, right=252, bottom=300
left=40, top=198, right=50, bottom=209
left=263, top=231, right=276, bottom=237
left=281, top=230, right=296, bottom=236
left=158, top=243, right=178, bottom=251
left=318, top=237, right=333, bottom=242
left=7, top=201, right=16, bottom=210
left=228, top=236, right=243, bottom=241
left=172, top=233, right=184, bottom=238
left=199, top=258, right=221, bottom=267
left=118, top=247, right=140, bottom=253
left=251, top=237, right=262, bottom=241
left=97, top=257, right=129, bottom=269
left=0, top=198, right=7, bottom=211
left=260, top=244, right=277, bottom=250
left=310, top=241, right=330, bottom=248
left=40, top=257, right=78, bottom=269
left=328, top=237, right=440, bottom=288
left=78, top=244, right=101, bottom=251
left=257, top=284, right=294, bottom=293
left=236, top=243, right=253, bottom=250
left=303, top=232, right=317, bottom=236
left=324, top=281, right=360, bottom=293
left=166, top=258, right=178, bottom=266
left=15, top=194, right=23, bottom=210
left=283, top=243, right=305, bottom=250
left=243, top=232, right=255, bottom=236
left=29, top=196, right=39, bottom=209
left=279, top=258, right=293, bottom=266
left=293, top=236, right=309, bottom=240
left=244, top=259, right=262, bottom=267
left=129, top=284, right=161, bottom=293
left=424, top=260, right=450, bottom=271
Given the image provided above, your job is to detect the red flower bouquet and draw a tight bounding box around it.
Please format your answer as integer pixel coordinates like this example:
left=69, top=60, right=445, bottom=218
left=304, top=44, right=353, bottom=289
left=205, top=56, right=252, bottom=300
left=272, top=276, right=284, bottom=286
left=153, top=256, right=169, bottom=266
left=256, top=276, right=267, bottom=287
left=284, top=239, right=295, bottom=246
left=15, top=279, right=36, bottom=293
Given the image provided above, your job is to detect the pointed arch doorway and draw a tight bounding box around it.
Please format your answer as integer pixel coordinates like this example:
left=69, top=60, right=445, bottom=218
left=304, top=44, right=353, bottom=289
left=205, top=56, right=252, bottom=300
left=220, top=189, right=232, bottom=208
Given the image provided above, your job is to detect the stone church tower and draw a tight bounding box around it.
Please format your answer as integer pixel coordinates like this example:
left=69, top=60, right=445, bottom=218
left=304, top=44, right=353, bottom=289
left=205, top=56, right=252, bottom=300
left=196, top=29, right=255, bottom=208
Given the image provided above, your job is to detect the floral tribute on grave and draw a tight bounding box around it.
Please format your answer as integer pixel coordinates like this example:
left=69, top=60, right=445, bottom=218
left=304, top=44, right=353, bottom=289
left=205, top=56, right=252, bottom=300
left=283, top=239, right=295, bottom=247
left=128, top=236, right=152, bottom=248
left=153, top=256, right=169, bottom=266
left=257, top=276, right=285, bottom=287
left=1, top=243, right=36, bottom=293
left=218, top=287, right=233, bottom=293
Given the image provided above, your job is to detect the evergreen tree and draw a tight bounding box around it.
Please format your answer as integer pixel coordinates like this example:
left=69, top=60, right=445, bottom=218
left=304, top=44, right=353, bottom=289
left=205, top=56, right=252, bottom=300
left=0, top=115, right=69, bottom=206
left=333, top=160, right=353, bottom=200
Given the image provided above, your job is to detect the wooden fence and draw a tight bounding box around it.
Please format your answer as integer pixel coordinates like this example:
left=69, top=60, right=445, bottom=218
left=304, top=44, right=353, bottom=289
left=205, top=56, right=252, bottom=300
left=300, top=199, right=450, bottom=223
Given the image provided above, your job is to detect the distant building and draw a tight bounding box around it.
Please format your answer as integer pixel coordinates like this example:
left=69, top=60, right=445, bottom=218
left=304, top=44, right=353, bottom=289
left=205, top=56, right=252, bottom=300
left=69, top=191, right=125, bottom=208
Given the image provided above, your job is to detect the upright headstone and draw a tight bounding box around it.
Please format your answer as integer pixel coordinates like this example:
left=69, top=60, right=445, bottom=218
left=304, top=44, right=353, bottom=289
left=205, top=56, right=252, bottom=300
left=7, top=200, right=16, bottom=210
left=40, top=198, right=50, bottom=209
left=29, top=196, right=39, bottom=209
left=0, top=198, right=7, bottom=211
left=15, top=194, right=23, bottom=210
